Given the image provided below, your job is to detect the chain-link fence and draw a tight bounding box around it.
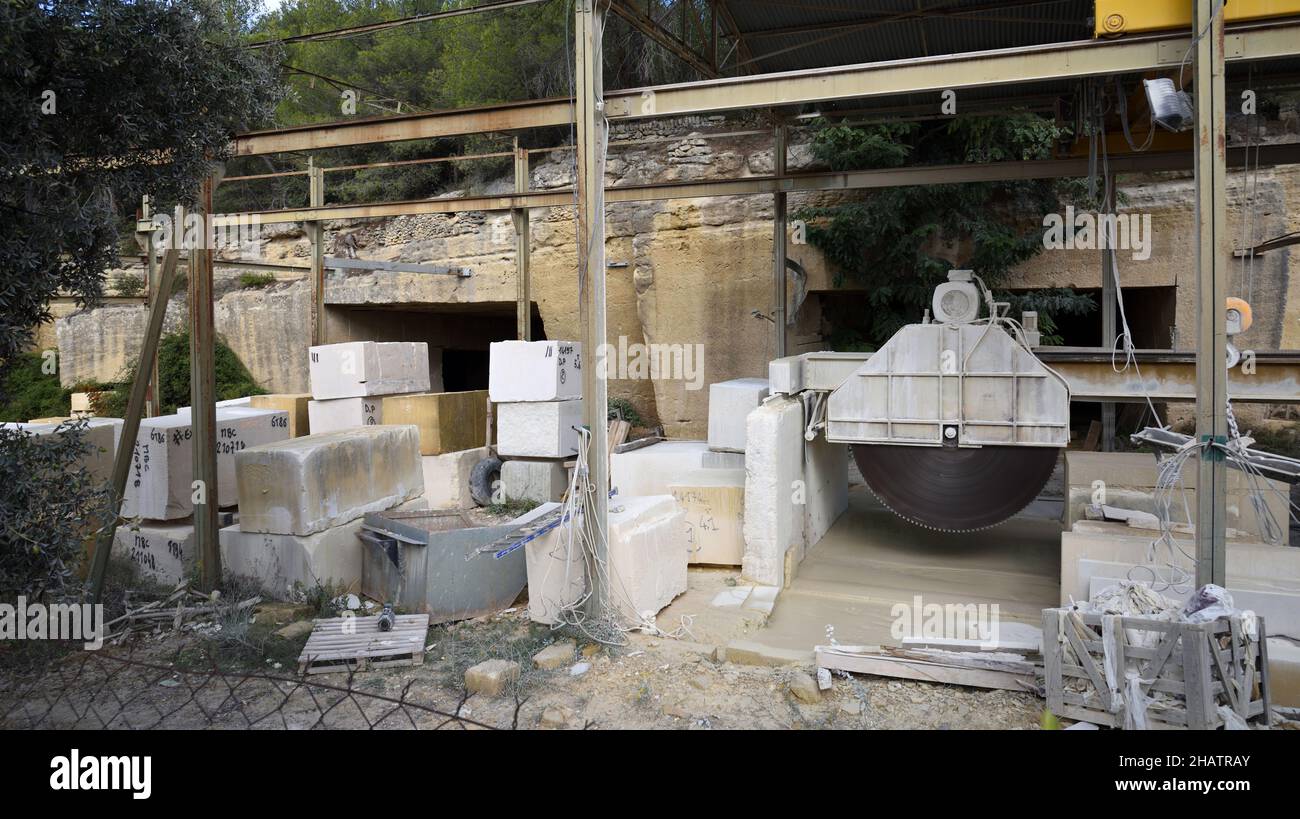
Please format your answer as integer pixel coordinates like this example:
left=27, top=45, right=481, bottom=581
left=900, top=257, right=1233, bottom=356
left=0, top=646, right=521, bottom=730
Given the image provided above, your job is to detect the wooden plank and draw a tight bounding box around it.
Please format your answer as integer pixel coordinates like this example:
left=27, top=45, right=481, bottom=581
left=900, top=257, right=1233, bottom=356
left=815, top=648, right=1037, bottom=692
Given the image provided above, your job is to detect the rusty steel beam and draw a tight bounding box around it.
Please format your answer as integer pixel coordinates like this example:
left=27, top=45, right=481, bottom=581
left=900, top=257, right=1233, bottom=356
left=609, top=0, right=718, bottom=78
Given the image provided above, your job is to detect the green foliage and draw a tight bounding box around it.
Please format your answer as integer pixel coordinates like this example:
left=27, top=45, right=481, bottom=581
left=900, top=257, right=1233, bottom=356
left=486, top=497, right=540, bottom=517
left=115, top=274, right=145, bottom=299
left=238, top=272, right=278, bottom=289
left=608, top=397, right=645, bottom=427
left=0, top=0, right=284, bottom=372
left=796, top=113, right=1095, bottom=346
left=96, top=331, right=267, bottom=417
left=0, top=421, right=114, bottom=596
left=0, top=353, right=71, bottom=422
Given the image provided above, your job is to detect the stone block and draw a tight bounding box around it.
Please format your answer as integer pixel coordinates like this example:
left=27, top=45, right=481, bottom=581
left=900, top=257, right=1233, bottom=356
left=803, top=434, right=848, bottom=551
left=611, top=440, right=741, bottom=497
left=533, top=640, right=577, bottom=670
left=422, top=447, right=488, bottom=510
left=708, top=377, right=769, bottom=452
left=381, top=390, right=487, bottom=455
left=235, top=425, right=424, bottom=536
left=502, top=458, right=569, bottom=503
left=742, top=396, right=804, bottom=587
left=308, top=341, right=431, bottom=400
left=250, top=393, right=312, bottom=437
left=307, top=396, right=387, bottom=434
left=607, top=495, right=689, bottom=624
left=464, top=659, right=521, bottom=697
left=3, top=420, right=116, bottom=484
left=113, top=521, right=195, bottom=586
left=669, top=469, right=745, bottom=565
left=525, top=519, right=587, bottom=625
left=488, top=340, right=582, bottom=402
left=496, top=400, right=583, bottom=458
left=122, top=408, right=290, bottom=520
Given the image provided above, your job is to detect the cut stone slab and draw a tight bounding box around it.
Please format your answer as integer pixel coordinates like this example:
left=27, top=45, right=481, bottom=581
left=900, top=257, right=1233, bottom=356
left=533, top=639, right=577, bottom=670
left=122, top=408, right=290, bottom=520
left=525, top=518, right=588, bottom=625
left=250, top=393, right=312, bottom=437
left=502, top=458, right=568, bottom=503
left=422, top=447, right=488, bottom=510
left=235, top=425, right=424, bottom=536
left=307, top=396, right=387, bottom=435
left=488, top=340, right=582, bottom=402
left=742, top=396, right=804, bottom=587
left=669, top=468, right=745, bottom=566
left=2, top=419, right=116, bottom=484
left=381, top=390, right=486, bottom=455
left=708, top=377, right=769, bottom=453
left=611, top=440, right=742, bottom=497
left=607, top=495, right=689, bottom=625
left=803, top=434, right=849, bottom=552
left=308, top=341, right=431, bottom=400
left=496, top=399, right=583, bottom=458
left=219, top=497, right=424, bottom=595
left=465, top=659, right=520, bottom=697
left=113, top=520, right=195, bottom=586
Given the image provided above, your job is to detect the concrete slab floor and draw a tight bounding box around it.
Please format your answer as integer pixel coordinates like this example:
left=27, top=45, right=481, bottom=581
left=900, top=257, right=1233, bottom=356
left=752, top=486, right=1062, bottom=656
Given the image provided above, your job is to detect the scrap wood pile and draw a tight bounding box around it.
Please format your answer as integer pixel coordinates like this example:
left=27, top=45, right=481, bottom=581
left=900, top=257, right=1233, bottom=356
left=815, top=639, right=1043, bottom=693
left=103, top=581, right=261, bottom=645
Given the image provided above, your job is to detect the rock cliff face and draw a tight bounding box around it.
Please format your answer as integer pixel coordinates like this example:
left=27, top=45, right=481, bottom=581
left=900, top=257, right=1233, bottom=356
left=52, top=115, right=1300, bottom=436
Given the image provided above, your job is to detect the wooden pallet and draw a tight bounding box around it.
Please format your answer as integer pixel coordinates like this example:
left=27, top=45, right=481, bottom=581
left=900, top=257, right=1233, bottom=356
left=297, top=613, right=430, bottom=675
left=1042, top=609, right=1271, bottom=729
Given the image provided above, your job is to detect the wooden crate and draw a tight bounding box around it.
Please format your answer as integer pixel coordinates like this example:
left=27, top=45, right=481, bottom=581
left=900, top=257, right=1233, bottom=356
left=1042, top=608, right=1270, bottom=729
left=297, top=613, right=430, bottom=675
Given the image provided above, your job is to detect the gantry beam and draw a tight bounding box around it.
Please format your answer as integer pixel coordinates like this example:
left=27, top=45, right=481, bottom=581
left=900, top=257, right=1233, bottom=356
left=609, top=0, right=718, bottom=78
left=211, top=142, right=1300, bottom=226
left=230, top=21, right=1300, bottom=156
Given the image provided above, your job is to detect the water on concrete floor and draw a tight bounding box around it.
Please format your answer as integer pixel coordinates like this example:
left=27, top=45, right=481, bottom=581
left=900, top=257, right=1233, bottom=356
left=754, top=486, right=1062, bottom=653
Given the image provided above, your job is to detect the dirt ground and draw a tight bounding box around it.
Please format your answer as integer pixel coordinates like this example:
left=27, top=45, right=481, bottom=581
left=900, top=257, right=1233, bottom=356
left=0, top=602, right=1047, bottom=730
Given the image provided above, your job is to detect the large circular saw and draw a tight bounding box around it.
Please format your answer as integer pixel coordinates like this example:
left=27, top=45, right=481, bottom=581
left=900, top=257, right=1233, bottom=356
left=825, top=271, right=1071, bottom=533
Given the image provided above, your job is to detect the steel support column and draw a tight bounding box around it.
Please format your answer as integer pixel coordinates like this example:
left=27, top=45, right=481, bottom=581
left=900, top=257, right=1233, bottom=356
left=1193, top=0, right=1229, bottom=587
left=575, top=0, right=609, bottom=616
left=514, top=139, right=532, bottom=341
left=191, top=176, right=222, bottom=592
left=1100, top=178, right=1117, bottom=451
left=308, top=160, right=326, bottom=346
left=772, top=123, right=788, bottom=358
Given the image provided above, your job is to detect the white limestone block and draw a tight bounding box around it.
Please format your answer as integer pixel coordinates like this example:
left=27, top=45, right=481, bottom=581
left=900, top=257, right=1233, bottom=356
left=742, top=396, right=804, bottom=587
left=235, top=425, right=424, bottom=536
left=496, top=399, right=583, bottom=458
left=610, top=440, right=742, bottom=497
left=422, top=447, right=488, bottom=510
left=2, top=420, right=116, bottom=483
left=488, top=340, right=582, bottom=402
left=121, top=407, right=290, bottom=520
left=308, top=341, right=431, bottom=400
left=803, top=434, right=848, bottom=551
left=607, top=495, right=689, bottom=624
left=502, top=458, right=569, bottom=503
left=526, top=518, right=587, bottom=626
left=708, top=377, right=769, bottom=452
left=669, top=468, right=745, bottom=566
left=307, top=396, right=386, bottom=434
left=114, top=521, right=195, bottom=586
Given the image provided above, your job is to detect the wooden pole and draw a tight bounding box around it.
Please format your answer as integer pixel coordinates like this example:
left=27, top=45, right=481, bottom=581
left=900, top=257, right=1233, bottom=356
left=514, top=138, right=532, bottom=341
left=191, top=175, right=222, bottom=592
left=773, top=123, right=788, bottom=358
left=308, top=159, right=326, bottom=346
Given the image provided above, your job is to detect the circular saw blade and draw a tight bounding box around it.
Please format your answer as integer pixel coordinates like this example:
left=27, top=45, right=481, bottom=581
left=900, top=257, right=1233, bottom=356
left=853, top=444, right=1060, bottom=533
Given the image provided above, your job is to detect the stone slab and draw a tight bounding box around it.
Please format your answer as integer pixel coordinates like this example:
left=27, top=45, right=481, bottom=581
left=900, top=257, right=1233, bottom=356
left=708, top=377, right=769, bottom=452
left=381, top=390, right=487, bottom=455
left=122, top=408, right=290, bottom=520
left=250, top=393, right=312, bottom=437
left=608, top=495, right=689, bottom=624
left=496, top=399, right=583, bottom=458
left=114, top=521, right=195, bottom=586
left=525, top=517, right=588, bottom=625
left=610, top=440, right=742, bottom=497
left=308, top=341, right=431, bottom=400
left=488, top=340, right=582, bottom=402
left=235, top=425, right=424, bottom=536
left=502, top=458, right=569, bottom=503
left=422, top=447, right=488, bottom=510
left=669, top=469, right=745, bottom=566
left=306, top=396, right=387, bottom=434
left=803, top=434, right=849, bottom=552
left=2, top=420, right=116, bottom=484
left=742, top=396, right=804, bottom=587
